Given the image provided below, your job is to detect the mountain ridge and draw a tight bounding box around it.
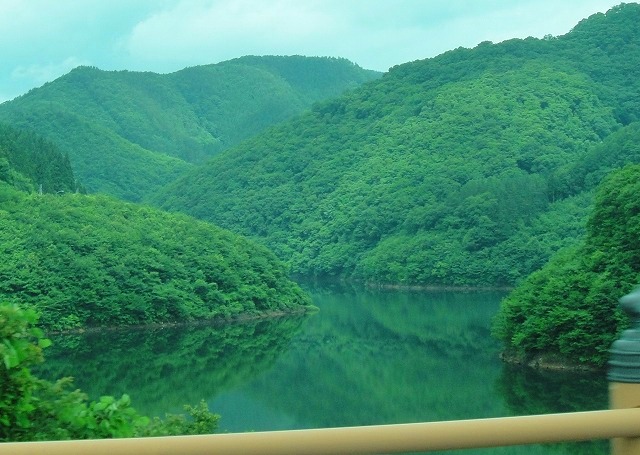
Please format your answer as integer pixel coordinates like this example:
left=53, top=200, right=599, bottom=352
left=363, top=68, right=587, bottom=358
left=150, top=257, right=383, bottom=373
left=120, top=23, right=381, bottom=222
left=0, top=56, right=381, bottom=201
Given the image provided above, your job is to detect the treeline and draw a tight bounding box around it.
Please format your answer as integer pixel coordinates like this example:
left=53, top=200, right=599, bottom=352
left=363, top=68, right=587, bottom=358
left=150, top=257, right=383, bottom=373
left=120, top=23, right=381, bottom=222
left=0, top=56, right=380, bottom=201
left=0, top=183, right=312, bottom=331
left=151, top=4, right=640, bottom=287
left=0, top=123, right=77, bottom=194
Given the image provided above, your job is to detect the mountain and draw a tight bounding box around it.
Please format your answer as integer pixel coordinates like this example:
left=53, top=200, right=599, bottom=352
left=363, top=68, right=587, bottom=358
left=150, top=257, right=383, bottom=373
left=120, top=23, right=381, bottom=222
left=0, top=83, right=314, bottom=332
left=490, top=122, right=640, bottom=369
left=0, top=56, right=380, bottom=201
left=151, top=4, right=640, bottom=287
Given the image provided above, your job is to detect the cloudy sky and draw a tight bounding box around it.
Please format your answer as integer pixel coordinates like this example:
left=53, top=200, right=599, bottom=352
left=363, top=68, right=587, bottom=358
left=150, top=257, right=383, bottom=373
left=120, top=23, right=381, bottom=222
left=0, top=0, right=622, bottom=102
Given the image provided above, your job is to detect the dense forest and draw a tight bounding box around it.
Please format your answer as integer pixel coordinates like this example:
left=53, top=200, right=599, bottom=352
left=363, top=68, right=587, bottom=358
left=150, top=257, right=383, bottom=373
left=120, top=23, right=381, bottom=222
left=0, top=183, right=312, bottom=331
left=0, top=56, right=380, bottom=201
left=0, top=123, right=77, bottom=194
left=0, top=117, right=312, bottom=331
left=151, top=4, right=640, bottom=290
left=493, top=163, right=640, bottom=367
left=0, top=7, right=636, bottom=434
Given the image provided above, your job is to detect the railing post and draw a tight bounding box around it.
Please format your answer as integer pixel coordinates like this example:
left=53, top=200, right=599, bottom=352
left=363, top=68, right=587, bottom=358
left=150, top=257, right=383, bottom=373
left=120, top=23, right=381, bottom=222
left=609, top=287, right=640, bottom=454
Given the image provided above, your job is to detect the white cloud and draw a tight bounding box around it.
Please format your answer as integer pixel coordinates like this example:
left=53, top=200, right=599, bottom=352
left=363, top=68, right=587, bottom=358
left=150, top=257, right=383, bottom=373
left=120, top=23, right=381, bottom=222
left=122, top=0, right=344, bottom=71
left=0, top=0, right=624, bottom=101
left=121, top=0, right=621, bottom=73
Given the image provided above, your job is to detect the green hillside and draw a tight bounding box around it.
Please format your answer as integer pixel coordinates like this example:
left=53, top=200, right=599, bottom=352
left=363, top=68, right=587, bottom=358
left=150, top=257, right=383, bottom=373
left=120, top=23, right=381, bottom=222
left=0, top=123, right=77, bottom=194
left=151, top=4, right=640, bottom=287
left=0, top=184, right=312, bottom=331
left=493, top=161, right=640, bottom=367
left=0, top=56, right=380, bottom=201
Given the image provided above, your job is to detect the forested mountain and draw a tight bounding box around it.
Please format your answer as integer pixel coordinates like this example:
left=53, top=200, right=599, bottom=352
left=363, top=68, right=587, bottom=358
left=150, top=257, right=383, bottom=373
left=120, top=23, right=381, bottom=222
left=0, top=56, right=380, bottom=201
left=0, top=184, right=312, bottom=331
left=0, top=123, right=77, bottom=194
left=151, top=3, right=640, bottom=287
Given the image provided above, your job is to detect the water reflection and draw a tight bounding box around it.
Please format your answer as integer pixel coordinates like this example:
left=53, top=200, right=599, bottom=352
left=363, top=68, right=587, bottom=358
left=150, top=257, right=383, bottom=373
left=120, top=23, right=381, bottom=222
left=232, top=285, right=508, bottom=428
left=498, top=364, right=608, bottom=415
left=36, top=282, right=610, bottom=454
left=36, top=316, right=308, bottom=417
left=494, top=365, right=609, bottom=455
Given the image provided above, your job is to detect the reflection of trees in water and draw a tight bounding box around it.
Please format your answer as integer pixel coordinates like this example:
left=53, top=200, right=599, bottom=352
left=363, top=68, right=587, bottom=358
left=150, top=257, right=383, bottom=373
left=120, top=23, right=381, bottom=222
left=497, top=364, right=607, bottom=414
left=229, top=285, right=609, bottom=455
left=497, top=364, right=609, bottom=454
left=239, top=288, right=509, bottom=427
left=34, top=316, right=309, bottom=417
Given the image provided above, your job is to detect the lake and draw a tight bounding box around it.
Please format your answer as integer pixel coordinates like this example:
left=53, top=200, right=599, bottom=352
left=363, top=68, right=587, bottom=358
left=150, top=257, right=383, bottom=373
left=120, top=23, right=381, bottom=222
left=36, top=281, right=609, bottom=454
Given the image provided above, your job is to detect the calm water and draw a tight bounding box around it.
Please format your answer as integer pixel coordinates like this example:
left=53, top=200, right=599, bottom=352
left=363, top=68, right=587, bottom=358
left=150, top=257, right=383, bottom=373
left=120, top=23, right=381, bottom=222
left=37, top=281, right=608, bottom=454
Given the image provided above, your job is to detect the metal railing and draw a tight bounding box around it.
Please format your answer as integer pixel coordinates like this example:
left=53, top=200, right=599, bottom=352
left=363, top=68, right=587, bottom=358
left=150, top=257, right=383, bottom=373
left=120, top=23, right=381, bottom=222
left=4, top=288, right=640, bottom=454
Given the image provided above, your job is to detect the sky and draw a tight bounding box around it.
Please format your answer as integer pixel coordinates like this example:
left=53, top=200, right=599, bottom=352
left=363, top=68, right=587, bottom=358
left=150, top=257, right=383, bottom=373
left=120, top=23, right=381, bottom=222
left=0, top=0, right=623, bottom=103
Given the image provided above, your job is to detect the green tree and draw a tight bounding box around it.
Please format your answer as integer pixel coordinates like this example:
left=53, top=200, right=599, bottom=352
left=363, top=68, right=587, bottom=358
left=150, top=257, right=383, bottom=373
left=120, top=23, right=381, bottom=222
left=0, top=186, right=313, bottom=331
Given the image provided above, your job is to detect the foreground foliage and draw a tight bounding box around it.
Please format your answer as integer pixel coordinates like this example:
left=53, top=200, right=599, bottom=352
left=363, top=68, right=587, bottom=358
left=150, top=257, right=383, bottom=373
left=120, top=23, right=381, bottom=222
left=0, top=184, right=312, bottom=331
left=493, top=164, right=640, bottom=367
left=0, top=303, right=219, bottom=442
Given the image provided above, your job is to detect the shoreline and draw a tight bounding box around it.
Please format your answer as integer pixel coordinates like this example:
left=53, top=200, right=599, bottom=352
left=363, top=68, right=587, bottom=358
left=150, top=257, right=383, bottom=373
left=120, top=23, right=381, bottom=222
left=365, top=282, right=514, bottom=292
left=499, top=351, right=602, bottom=373
left=295, top=276, right=514, bottom=292
left=45, top=304, right=319, bottom=336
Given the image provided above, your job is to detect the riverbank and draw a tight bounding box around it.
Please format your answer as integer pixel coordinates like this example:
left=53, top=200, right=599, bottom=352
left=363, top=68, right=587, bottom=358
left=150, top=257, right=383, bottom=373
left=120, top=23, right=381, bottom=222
left=365, top=282, right=513, bottom=292
left=500, top=350, right=602, bottom=373
left=292, top=275, right=514, bottom=293
left=45, top=304, right=319, bottom=335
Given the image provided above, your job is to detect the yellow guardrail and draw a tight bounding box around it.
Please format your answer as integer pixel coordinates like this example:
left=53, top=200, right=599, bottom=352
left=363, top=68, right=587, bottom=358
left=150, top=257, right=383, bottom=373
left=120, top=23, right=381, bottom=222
left=2, top=408, right=640, bottom=455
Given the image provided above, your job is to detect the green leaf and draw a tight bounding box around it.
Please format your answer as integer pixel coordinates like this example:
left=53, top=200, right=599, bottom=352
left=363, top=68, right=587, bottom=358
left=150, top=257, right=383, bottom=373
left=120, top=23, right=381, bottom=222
left=38, top=338, right=52, bottom=349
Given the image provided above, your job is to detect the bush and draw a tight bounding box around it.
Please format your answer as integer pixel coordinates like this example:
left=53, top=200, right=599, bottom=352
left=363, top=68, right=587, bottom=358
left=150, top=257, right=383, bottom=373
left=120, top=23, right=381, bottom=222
left=0, top=302, right=219, bottom=442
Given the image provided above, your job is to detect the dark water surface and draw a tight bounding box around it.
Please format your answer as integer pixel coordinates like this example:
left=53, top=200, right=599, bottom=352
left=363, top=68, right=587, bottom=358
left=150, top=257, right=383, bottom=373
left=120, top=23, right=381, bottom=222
left=37, top=282, right=608, bottom=454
